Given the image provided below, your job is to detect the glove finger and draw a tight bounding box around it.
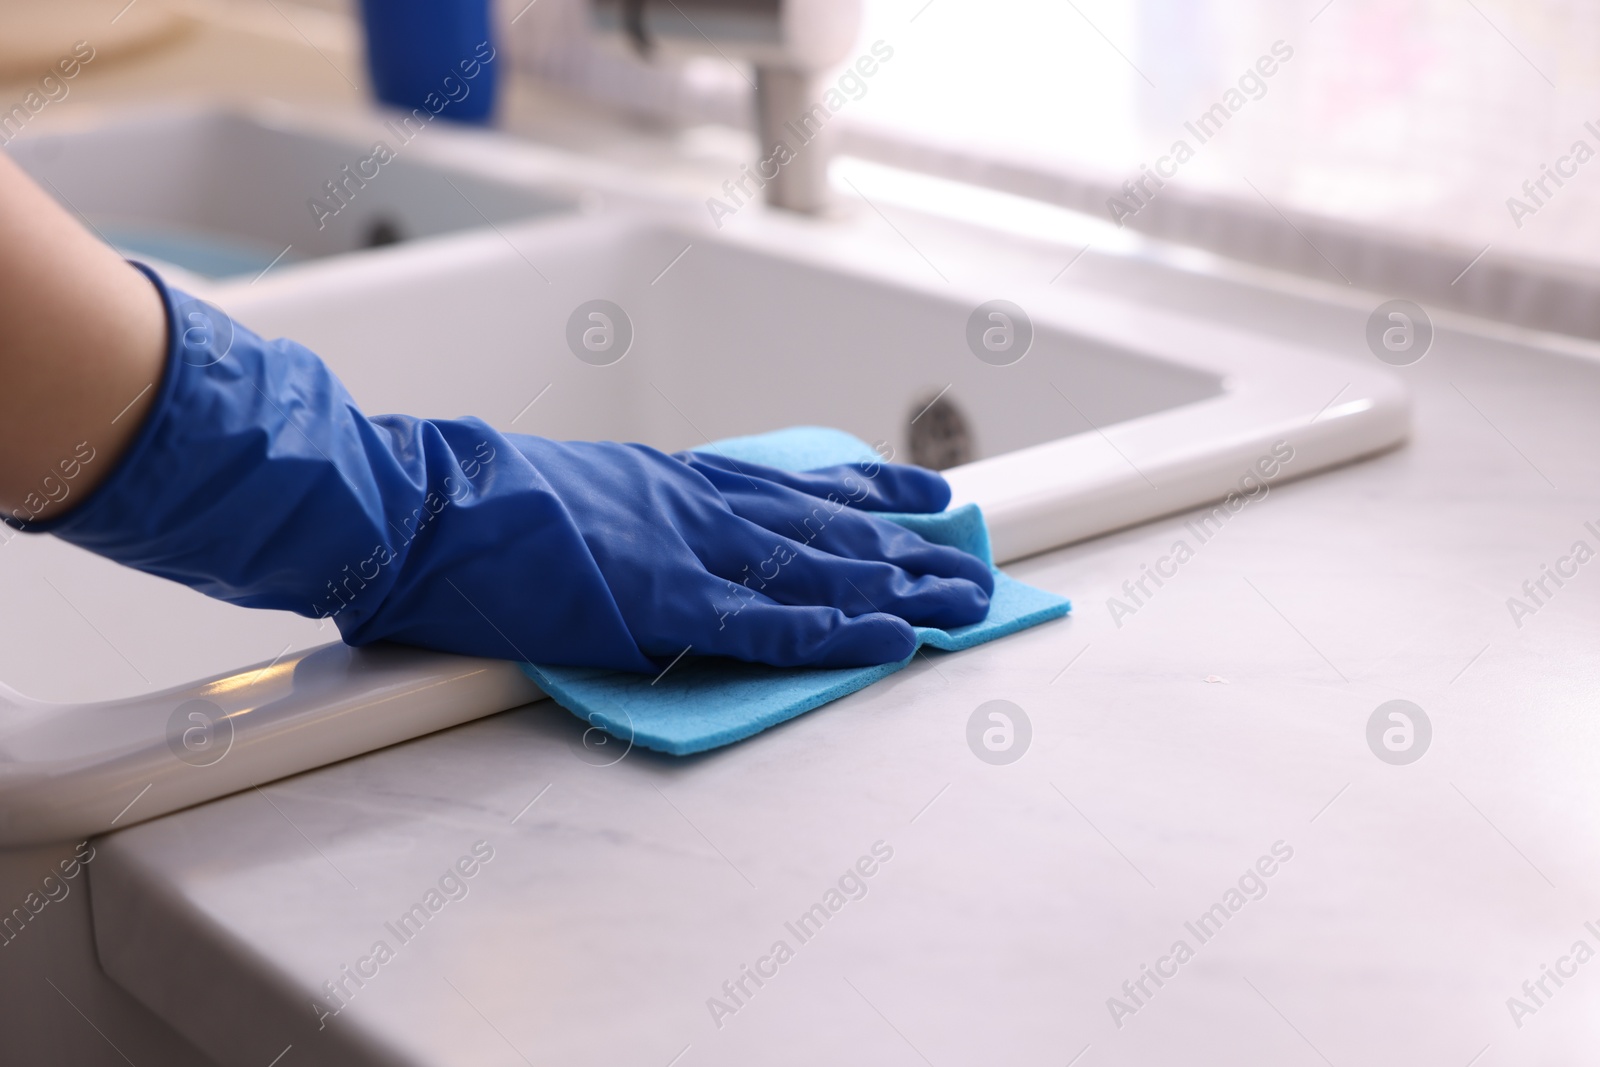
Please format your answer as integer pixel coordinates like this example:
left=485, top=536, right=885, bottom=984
left=715, top=485, right=995, bottom=594
left=682, top=451, right=952, bottom=514
left=696, top=515, right=991, bottom=630
left=678, top=453, right=990, bottom=590
left=684, top=575, right=919, bottom=667
left=750, top=540, right=990, bottom=630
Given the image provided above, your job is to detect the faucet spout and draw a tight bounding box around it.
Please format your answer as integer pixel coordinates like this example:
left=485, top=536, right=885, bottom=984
left=589, top=0, right=861, bottom=214
left=755, top=65, right=836, bottom=214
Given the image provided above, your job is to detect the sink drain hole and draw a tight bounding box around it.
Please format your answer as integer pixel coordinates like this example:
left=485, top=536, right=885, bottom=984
left=908, top=392, right=974, bottom=471
left=362, top=215, right=405, bottom=248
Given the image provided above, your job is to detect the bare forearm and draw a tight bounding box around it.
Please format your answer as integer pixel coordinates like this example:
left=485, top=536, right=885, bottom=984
left=0, top=152, right=165, bottom=523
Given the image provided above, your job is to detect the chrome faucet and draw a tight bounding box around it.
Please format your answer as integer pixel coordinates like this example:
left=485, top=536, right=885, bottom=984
left=590, top=0, right=861, bottom=214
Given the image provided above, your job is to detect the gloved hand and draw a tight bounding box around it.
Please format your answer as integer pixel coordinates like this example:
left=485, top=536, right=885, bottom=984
left=15, top=265, right=993, bottom=672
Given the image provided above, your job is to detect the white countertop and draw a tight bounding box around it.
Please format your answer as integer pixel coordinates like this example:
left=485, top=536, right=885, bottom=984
left=88, top=244, right=1600, bottom=1066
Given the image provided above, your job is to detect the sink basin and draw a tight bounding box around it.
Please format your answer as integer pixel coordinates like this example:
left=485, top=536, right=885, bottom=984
left=3, top=102, right=577, bottom=278
left=239, top=214, right=1223, bottom=469
left=0, top=106, right=1409, bottom=849
left=227, top=205, right=1398, bottom=563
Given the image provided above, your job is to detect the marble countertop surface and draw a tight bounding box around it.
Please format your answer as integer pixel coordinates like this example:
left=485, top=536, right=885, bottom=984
left=89, top=242, right=1600, bottom=1066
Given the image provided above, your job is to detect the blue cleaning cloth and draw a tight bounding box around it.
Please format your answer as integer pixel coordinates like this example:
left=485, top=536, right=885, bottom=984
left=521, top=428, right=1071, bottom=755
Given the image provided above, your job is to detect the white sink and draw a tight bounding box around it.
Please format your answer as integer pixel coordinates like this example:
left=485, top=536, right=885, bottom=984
left=0, top=105, right=1408, bottom=848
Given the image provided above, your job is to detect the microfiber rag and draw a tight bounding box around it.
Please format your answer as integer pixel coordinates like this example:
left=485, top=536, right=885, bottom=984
left=520, top=427, right=1071, bottom=755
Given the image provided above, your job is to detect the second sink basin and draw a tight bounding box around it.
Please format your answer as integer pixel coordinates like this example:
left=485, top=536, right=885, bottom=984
left=5, top=102, right=577, bottom=278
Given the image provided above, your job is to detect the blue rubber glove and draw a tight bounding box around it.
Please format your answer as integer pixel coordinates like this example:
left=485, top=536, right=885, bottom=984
left=12, top=266, right=993, bottom=672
